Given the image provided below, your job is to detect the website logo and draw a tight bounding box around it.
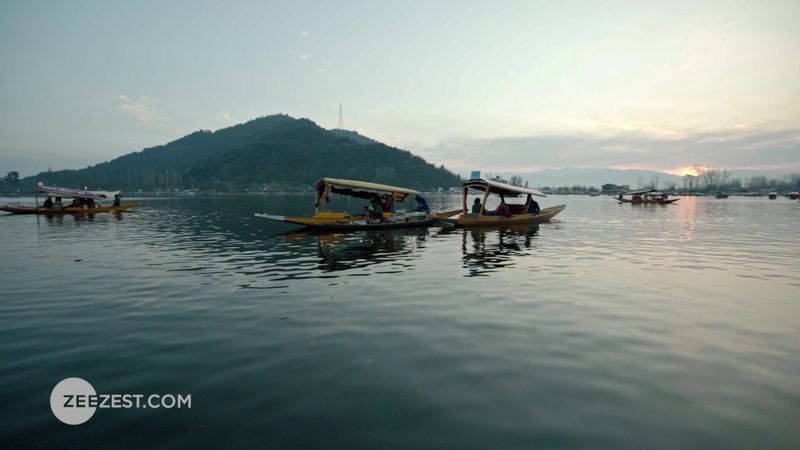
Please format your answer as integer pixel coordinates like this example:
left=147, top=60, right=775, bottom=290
left=50, top=377, right=191, bottom=425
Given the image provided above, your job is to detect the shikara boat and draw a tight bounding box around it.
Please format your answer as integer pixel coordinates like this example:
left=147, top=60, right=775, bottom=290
left=714, top=191, right=728, bottom=199
left=616, top=189, right=679, bottom=204
left=255, top=177, right=460, bottom=230
left=1, top=204, right=141, bottom=214
left=1, top=183, right=142, bottom=215
left=436, top=178, right=566, bottom=227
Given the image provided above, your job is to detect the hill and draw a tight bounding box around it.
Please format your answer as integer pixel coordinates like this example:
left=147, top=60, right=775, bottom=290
left=20, top=115, right=461, bottom=192
left=328, top=129, right=379, bottom=145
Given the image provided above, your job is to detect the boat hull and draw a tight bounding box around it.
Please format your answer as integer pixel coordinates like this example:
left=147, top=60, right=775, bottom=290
left=617, top=198, right=679, bottom=204
left=254, top=210, right=450, bottom=231
left=0, top=203, right=143, bottom=214
left=443, top=204, right=566, bottom=227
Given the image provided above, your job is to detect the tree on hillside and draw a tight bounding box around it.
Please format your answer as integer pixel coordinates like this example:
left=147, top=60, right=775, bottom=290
left=5, top=171, right=19, bottom=185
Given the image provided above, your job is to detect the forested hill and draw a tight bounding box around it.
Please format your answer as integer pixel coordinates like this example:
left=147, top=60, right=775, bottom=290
left=21, top=115, right=462, bottom=192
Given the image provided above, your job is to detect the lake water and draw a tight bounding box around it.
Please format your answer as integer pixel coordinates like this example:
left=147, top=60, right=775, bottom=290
left=1, top=194, right=799, bottom=449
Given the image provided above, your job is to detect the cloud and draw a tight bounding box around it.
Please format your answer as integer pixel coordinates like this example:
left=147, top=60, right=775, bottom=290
left=300, top=30, right=310, bottom=38
left=285, top=49, right=311, bottom=60
left=421, top=127, right=800, bottom=173
left=113, top=94, right=160, bottom=126
left=216, top=111, right=233, bottom=125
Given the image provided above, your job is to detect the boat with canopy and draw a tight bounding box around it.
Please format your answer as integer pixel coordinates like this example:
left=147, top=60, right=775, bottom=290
left=0, top=182, right=142, bottom=214
left=615, top=189, right=679, bottom=204
left=436, top=177, right=566, bottom=227
left=255, top=177, right=460, bottom=230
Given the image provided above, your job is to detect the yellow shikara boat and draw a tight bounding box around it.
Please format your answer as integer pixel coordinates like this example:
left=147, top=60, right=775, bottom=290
left=255, top=177, right=460, bottom=230
left=437, top=178, right=566, bottom=227
left=1, top=182, right=142, bottom=215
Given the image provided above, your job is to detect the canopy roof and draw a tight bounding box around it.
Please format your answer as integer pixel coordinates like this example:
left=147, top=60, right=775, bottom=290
left=318, top=178, right=421, bottom=196
left=623, top=189, right=659, bottom=195
left=464, top=179, right=546, bottom=197
left=36, top=182, right=120, bottom=199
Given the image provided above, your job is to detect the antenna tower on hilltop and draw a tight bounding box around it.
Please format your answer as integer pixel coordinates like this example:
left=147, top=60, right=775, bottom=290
left=337, top=102, right=344, bottom=129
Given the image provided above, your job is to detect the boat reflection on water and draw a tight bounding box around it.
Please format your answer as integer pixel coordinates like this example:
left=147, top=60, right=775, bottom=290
left=460, top=224, right=540, bottom=277
left=282, top=228, right=430, bottom=273
left=283, top=224, right=542, bottom=277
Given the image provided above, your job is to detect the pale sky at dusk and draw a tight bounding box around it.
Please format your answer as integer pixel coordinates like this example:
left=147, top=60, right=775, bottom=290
left=1, top=0, right=798, bottom=176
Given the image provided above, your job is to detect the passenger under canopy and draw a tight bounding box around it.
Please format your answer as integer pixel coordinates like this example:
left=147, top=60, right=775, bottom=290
left=315, top=177, right=420, bottom=211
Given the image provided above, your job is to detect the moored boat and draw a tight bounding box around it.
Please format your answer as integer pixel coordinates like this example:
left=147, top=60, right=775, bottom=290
left=435, top=178, right=566, bottom=227
left=715, top=191, right=728, bottom=199
left=616, top=189, right=679, bottom=204
left=255, top=177, right=460, bottom=230
left=768, top=192, right=778, bottom=200
left=0, top=204, right=141, bottom=214
left=1, top=182, right=142, bottom=215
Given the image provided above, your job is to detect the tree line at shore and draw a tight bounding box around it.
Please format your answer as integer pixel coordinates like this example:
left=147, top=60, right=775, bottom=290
left=625, top=168, right=800, bottom=194
left=2, top=168, right=799, bottom=195
left=493, top=169, right=800, bottom=195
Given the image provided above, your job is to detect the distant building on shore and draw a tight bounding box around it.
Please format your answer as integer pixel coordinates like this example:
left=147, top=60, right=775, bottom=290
left=601, top=183, right=630, bottom=194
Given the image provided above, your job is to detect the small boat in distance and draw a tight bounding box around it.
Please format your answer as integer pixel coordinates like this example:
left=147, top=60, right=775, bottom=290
left=1, top=182, right=142, bottom=214
left=436, top=178, right=566, bottom=227
left=715, top=191, right=729, bottom=199
left=255, top=177, right=460, bottom=230
left=616, top=189, right=679, bottom=204
left=768, top=192, right=778, bottom=200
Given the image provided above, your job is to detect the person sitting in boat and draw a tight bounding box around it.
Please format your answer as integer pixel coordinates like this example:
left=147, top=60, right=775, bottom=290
left=368, top=198, right=384, bottom=221
left=69, top=198, right=80, bottom=208
left=528, top=199, right=540, bottom=215
left=370, top=196, right=383, bottom=213
left=381, top=194, right=395, bottom=213
left=42, top=196, right=54, bottom=208
left=53, top=197, right=63, bottom=210
left=471, top=198, right=482, bottom=214
left=113, top=194, right=121, bottom=207
left=86, top=198, right=96, bottom=209
left=495, top=200, right=511, bottom=218
left=414, top=195, right=430, bottom=212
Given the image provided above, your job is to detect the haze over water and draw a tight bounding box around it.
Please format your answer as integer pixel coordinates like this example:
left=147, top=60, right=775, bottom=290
left=1, top=195, right=799, bottom=449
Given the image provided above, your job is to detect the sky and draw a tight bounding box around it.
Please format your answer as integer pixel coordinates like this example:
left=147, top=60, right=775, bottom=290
left=1, top=0, right=799, bottom=177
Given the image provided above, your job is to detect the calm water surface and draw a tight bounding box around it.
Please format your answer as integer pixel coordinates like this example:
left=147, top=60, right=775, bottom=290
left=1, top=195, right=799, bottom=449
